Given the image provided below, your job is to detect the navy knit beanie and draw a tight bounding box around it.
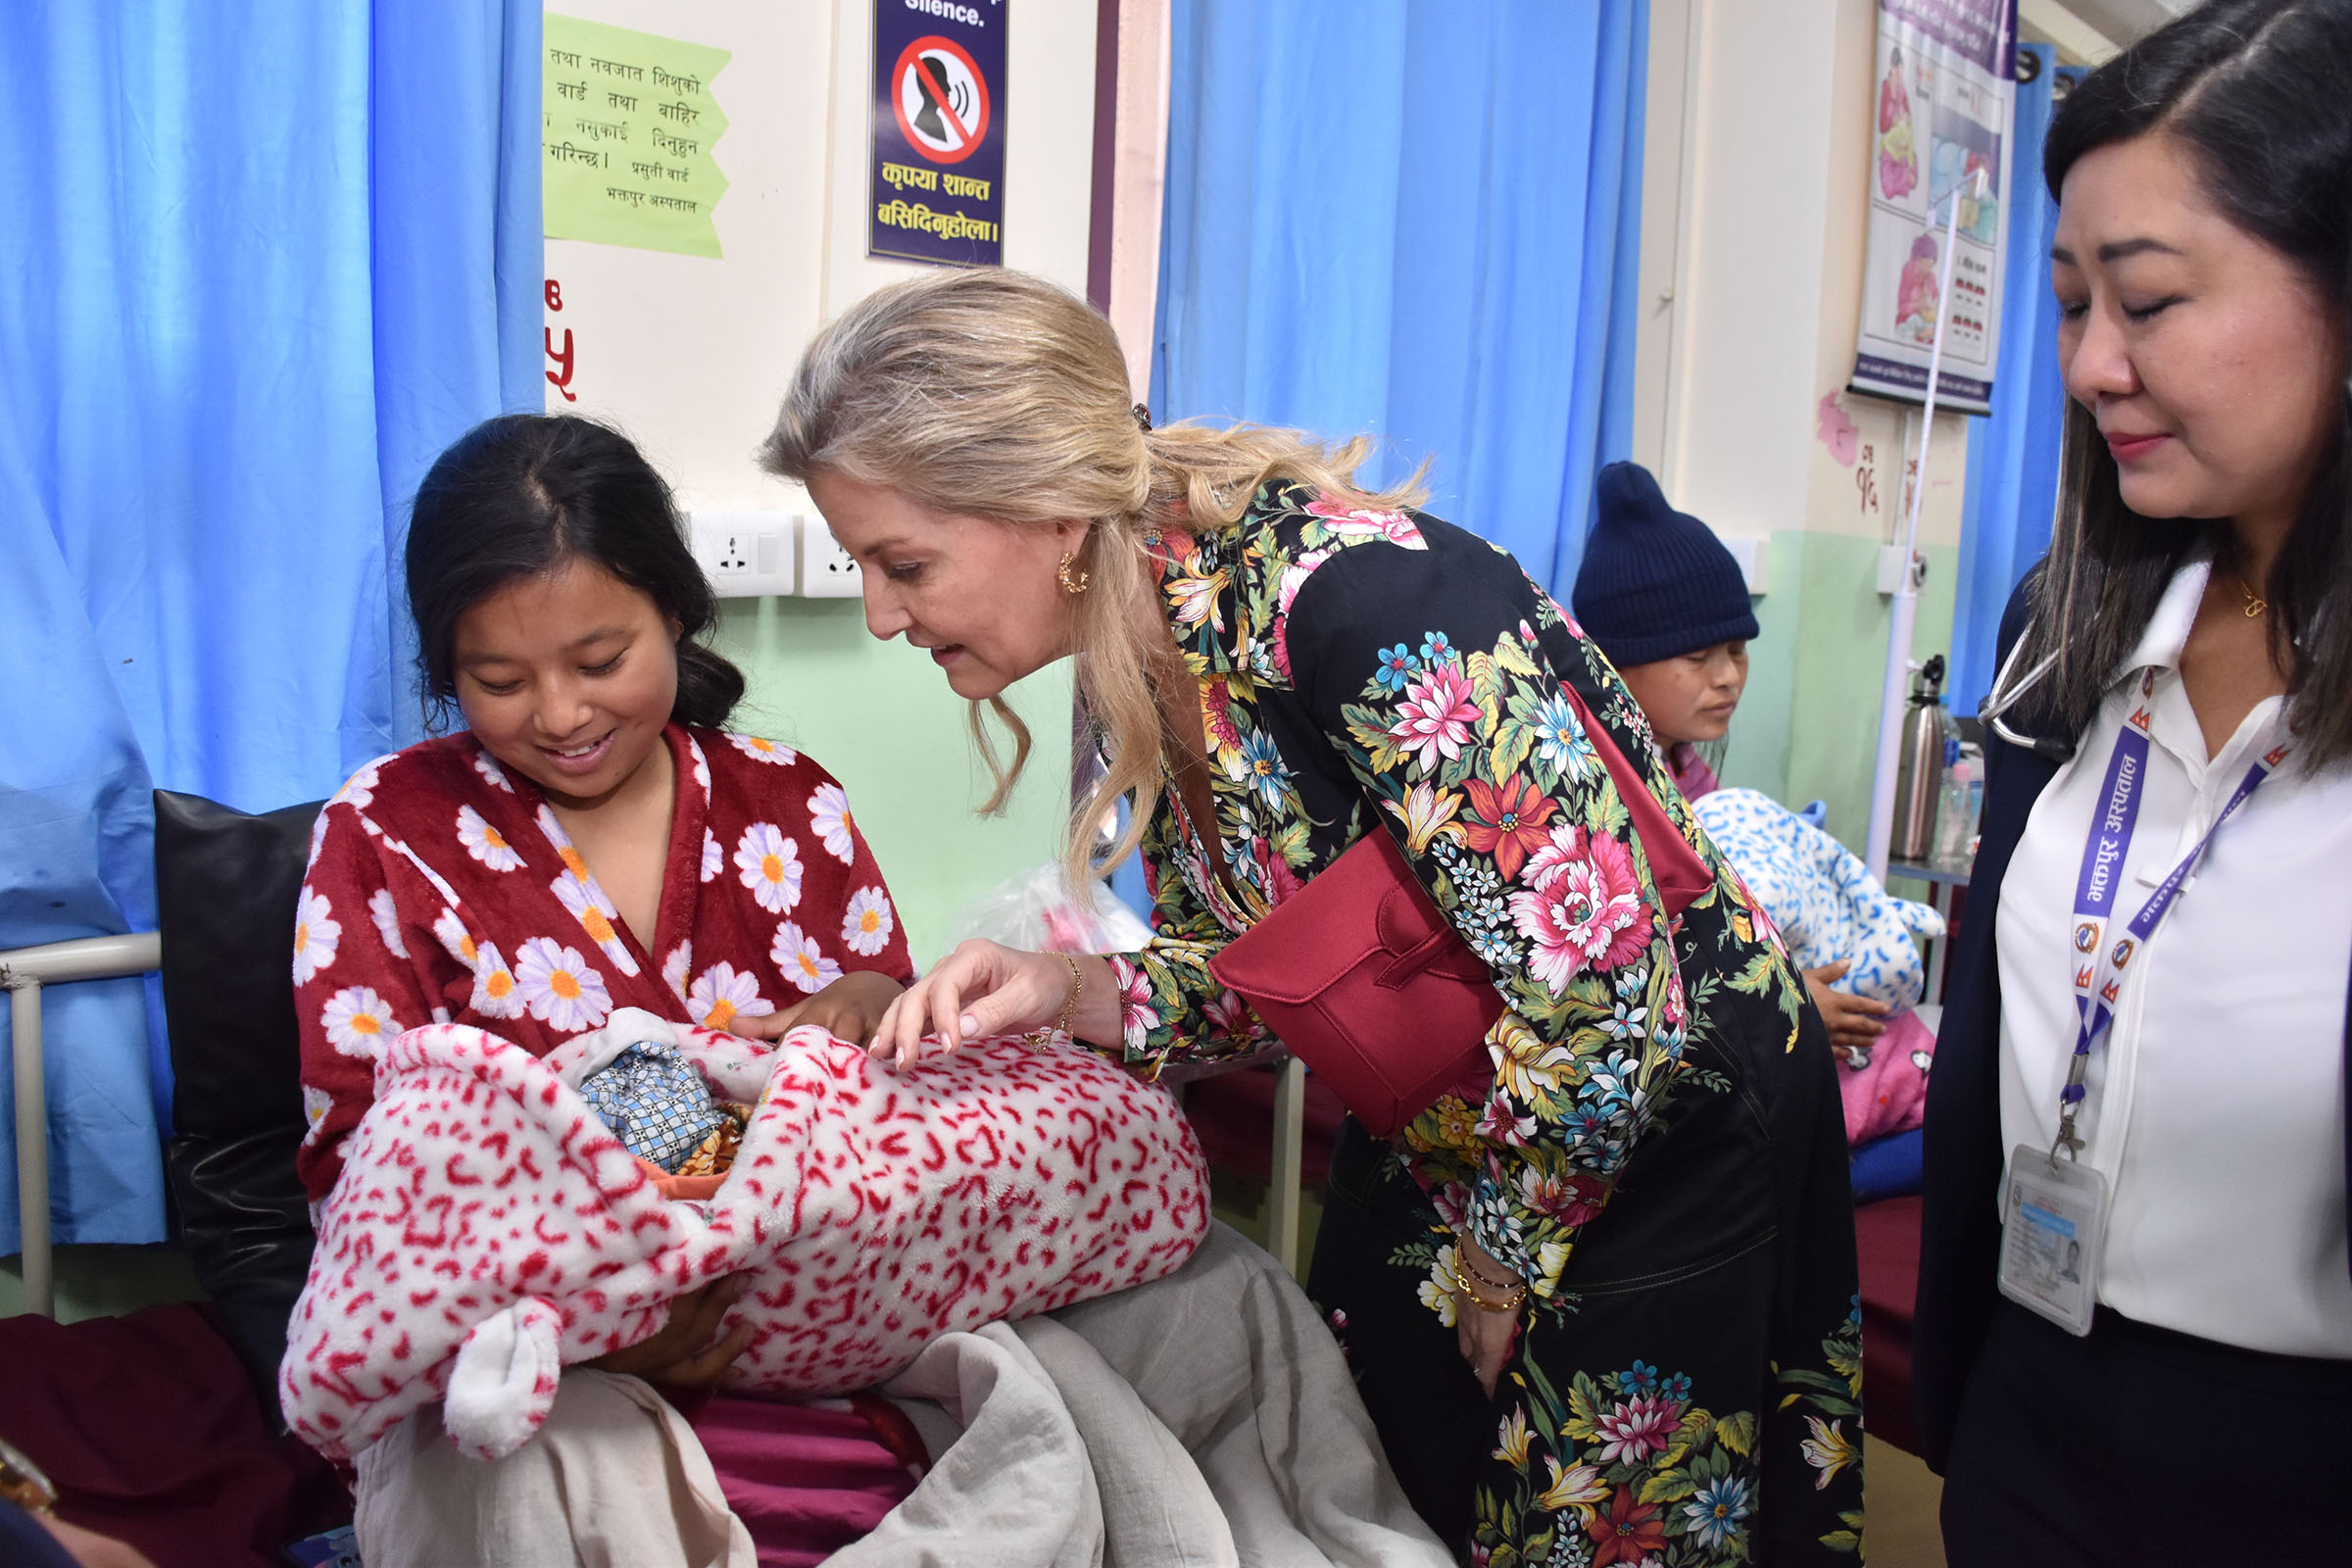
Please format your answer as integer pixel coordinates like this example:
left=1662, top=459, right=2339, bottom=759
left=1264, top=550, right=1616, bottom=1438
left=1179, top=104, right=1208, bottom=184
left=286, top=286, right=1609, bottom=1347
left=1571, top=462, right=1759, bottom=667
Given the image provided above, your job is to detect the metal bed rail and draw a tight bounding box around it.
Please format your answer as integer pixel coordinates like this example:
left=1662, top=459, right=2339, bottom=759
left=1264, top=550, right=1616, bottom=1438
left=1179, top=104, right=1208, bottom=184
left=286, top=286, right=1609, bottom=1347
left=0, top=932, right=163, bottom=1318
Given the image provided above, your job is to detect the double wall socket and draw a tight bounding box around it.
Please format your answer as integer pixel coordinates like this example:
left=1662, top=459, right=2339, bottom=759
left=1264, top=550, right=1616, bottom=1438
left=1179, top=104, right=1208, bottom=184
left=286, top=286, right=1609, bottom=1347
left=690, top=512, right=798, bottom=598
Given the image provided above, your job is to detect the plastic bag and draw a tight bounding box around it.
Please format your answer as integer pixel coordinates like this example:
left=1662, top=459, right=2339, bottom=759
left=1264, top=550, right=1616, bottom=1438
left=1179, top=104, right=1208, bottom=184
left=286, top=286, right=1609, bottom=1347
left=944, top=862, right=1153, bottom=955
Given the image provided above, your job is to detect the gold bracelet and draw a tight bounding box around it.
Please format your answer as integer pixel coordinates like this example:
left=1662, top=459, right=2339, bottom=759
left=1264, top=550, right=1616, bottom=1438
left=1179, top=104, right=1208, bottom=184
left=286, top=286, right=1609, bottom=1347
left=1459, top=1250, right=1521, bottom=1293
left=1447, top=1262, right=1528, bottom=1314
left=1027, top=954, right=1086, bottom=1052
left=1053, top=953, right=1085, bottom=1039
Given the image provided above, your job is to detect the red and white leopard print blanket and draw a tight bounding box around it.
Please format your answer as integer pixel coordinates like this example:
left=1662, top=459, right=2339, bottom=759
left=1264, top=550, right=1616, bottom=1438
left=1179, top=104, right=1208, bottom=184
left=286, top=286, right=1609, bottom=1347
left=280, top=1007, right=1209, bottom=1461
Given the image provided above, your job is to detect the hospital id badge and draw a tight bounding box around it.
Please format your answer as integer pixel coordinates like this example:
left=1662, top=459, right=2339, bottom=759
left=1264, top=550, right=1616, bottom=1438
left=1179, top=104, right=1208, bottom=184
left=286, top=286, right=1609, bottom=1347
left=1996, top=1144, right=2108, bottom=1337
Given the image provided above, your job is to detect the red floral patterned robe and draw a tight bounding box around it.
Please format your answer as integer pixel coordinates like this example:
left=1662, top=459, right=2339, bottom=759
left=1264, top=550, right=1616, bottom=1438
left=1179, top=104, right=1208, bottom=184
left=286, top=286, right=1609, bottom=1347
left=292, top=723, right=913, bottom=1202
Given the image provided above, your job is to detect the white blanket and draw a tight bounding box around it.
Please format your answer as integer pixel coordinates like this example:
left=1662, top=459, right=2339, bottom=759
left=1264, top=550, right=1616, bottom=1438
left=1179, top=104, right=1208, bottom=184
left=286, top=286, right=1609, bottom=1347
left=851, top=1222, right=1450, bottom=1568
left=353, top=1222, right=1449, bottom=1568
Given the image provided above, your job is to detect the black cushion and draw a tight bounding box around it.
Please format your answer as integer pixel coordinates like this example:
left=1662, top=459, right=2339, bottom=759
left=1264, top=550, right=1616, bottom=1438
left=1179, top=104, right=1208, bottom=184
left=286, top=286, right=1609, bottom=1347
left=154, top=789, right=325, bottom=1409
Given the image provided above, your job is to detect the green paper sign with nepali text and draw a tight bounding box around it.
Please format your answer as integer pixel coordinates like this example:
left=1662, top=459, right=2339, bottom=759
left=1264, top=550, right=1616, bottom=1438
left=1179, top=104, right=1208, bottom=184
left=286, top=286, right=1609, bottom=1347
left=544, top=15, right=730, bottom=259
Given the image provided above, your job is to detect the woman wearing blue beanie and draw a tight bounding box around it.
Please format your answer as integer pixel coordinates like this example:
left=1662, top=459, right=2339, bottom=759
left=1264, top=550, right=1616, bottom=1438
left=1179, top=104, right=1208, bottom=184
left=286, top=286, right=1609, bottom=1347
left=1573, top=464, right=1893, bottom=1058
left=1572, top=462, right=1759, bottom=801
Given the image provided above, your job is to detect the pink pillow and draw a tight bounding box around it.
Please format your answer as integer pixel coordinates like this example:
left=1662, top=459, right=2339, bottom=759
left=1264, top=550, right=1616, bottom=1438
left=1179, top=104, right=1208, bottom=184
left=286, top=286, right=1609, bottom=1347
left=1838, top=1008, right=1936, bottom=1146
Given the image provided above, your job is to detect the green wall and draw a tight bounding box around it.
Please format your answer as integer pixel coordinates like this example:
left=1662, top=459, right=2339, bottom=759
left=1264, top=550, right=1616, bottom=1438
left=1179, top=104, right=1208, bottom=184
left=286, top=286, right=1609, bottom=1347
left=1720, top=531, right=1958, bottom=850
left=710, top=598, right=1074, bottom=968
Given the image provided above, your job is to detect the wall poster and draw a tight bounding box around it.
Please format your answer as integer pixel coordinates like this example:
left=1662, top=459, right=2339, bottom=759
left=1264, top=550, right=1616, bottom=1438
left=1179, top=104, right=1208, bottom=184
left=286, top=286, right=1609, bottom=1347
left=543, top=15, right=732, bottom=260
left=1852, top=0, right=2018, bottom=415
left=869, top=0, right=1007, bottom=268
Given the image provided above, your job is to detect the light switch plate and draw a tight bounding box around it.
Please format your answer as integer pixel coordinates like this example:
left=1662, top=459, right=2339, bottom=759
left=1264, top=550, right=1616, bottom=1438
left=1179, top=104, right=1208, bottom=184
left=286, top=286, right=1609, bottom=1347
left=690, top=512, right=798, bottom=598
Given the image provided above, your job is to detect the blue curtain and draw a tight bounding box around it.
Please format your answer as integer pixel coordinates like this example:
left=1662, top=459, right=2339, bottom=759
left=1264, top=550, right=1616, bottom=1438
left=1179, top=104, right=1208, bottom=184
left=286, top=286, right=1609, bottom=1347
left=1150, top=0, right=1648, bottom=597
left=1950, top=49, right=2078, bottom=718
left=0, top=3, right=542, bottom=1252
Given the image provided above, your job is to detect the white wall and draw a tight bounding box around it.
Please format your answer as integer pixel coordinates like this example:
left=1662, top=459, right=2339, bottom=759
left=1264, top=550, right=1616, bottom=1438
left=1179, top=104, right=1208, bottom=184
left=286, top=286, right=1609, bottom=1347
left=541, top=0, right=1101, bottom=962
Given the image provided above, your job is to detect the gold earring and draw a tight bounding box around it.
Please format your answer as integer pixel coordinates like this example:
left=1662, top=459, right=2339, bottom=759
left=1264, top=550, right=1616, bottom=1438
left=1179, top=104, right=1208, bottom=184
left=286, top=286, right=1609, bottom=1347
left=1057, top=551, right=1091, bottom=595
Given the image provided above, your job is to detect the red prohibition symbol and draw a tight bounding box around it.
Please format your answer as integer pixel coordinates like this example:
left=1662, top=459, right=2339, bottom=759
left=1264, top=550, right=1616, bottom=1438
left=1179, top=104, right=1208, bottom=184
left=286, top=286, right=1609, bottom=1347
left=891, top=35, right=991, bottom=165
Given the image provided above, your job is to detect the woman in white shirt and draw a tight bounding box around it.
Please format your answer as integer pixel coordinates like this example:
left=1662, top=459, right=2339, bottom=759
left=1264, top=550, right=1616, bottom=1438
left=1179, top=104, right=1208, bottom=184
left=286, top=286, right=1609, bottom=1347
left=1915, top=2, right=2352, bottom=1562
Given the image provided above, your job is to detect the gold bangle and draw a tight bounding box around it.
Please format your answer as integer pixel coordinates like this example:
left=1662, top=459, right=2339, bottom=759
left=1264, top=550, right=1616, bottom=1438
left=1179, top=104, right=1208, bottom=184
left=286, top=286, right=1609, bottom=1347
left=1447, top=1262, right=1527, bottom=1314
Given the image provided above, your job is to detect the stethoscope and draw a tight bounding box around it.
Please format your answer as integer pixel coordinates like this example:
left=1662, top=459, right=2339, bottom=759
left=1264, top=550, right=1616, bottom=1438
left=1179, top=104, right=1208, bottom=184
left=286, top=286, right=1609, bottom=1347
left=1978, top=635, right=2078, bottom=763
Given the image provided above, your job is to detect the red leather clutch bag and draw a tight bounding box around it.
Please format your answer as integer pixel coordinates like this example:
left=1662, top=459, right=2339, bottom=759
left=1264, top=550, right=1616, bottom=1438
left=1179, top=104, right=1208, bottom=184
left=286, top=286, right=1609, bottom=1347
left=1205, top=684, right=1715, bottom=1139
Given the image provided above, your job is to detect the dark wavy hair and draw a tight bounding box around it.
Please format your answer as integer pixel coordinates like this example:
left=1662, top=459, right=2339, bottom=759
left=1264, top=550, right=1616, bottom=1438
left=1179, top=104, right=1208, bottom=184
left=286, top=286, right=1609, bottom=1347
left=406, top=414, right=745, bottom=732
left=1996, top=0, right=2352, bottom=763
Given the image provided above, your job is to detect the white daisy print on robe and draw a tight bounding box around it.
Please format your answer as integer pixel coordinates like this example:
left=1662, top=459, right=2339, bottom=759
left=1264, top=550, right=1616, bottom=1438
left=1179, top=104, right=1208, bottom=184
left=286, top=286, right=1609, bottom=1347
left=367, top=887, right=408, bottom=959
left=686, top=734, right=712, bottom=794
left=468, top=941, right=525, bottom=1019
left=735, top=823, right=804, bottom=914
left=514, top=937, right=611, bottom=1032
left=840, top=887, right=896, bottom=956
left=292, top=888, right=341, bottom=985
left=431, top=906, right=479, bottom=967
left=729, top=733, right=798, bottom=766
left=689, top=961, right=775, bottom=1030
left=321, top=987, right=400, bottom=1058
left=808, top=783, right=856, bottom=864
left=701, top=829, right=722, bottom=884
left=662, top=941, right=692, bottom=1003
left=456, top=806, right=524, bottom=872
left=535, top=806, right=591, bottom=882
left=328, top=758, right=386, bottom=810
left=553, top=869, right=639, bottom=976
left=300, top=1082, right=335, bottom=1148
left=471, top=749, right=515, bottom=793
left=771, top=921, right=844, bottom=995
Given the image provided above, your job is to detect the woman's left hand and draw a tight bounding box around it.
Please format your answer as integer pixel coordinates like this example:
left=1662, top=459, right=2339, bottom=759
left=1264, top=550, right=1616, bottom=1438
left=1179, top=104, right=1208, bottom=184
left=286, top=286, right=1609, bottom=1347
left=1452, top=1233, right=1525, bottom=1396
left=727, top=969, right=905, bottom=1049
left=868, top=940, right=1121, bottom=1071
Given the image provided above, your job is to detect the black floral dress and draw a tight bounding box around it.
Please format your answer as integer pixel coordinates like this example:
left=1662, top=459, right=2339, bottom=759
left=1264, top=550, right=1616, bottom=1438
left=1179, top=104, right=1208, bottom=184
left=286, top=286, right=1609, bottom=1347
left=1097, top=483, right=1863, bottom=1564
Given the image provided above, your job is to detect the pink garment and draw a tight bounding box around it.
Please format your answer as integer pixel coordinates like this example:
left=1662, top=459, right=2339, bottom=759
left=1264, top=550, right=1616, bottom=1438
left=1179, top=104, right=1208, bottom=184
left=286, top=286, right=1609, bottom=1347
left=1668, top=742, right=1720, bottom=801
left=694, top=1396, right=917, bottom=1567
left=1838, top=1006, right=1936, bottom=1145
left=1878, top=71, right=1908, bottom=133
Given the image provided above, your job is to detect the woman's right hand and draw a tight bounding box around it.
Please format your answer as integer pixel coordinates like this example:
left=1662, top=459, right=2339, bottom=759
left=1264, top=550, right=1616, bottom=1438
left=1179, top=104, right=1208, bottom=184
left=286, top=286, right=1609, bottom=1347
left=869, top=940, right=1116, bottom=1070
left=586, top=1275, right=753, bottom=1387
left=1802, top=960, right=1891, bottom=1060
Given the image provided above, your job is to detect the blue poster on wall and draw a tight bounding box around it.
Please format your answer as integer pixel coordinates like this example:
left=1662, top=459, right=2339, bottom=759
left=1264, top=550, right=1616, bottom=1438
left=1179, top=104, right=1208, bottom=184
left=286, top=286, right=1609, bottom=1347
left=869, top=0, right=1007, bottom=268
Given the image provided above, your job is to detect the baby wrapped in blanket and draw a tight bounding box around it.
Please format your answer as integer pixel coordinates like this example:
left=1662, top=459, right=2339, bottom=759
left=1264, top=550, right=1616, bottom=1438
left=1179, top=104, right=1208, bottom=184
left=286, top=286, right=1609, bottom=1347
left=281, top=1006, right=1209, bottom=1462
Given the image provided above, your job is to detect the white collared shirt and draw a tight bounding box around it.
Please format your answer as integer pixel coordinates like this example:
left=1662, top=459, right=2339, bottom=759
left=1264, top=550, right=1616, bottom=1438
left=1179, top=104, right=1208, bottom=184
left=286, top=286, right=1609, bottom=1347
left=1995, top=558, right=2352, bottom=1356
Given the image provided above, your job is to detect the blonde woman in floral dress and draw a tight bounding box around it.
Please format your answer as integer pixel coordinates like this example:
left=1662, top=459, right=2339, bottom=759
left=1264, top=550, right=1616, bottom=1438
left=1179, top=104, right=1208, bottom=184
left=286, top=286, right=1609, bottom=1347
left=765, top=269, right=1863, bottom=1564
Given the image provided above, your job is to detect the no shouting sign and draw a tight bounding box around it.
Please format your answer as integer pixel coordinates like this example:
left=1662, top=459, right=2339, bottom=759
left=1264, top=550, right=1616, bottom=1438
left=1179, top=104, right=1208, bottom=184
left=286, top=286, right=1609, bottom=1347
left=868, top=0, right=1007, bottom=268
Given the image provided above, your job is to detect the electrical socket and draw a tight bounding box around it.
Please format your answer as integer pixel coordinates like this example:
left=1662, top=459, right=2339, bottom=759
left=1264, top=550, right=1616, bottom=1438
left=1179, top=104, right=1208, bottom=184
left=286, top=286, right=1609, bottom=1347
left=798, top=519, right=863, bottom=599
left=690, top=512, right=798, bottom=598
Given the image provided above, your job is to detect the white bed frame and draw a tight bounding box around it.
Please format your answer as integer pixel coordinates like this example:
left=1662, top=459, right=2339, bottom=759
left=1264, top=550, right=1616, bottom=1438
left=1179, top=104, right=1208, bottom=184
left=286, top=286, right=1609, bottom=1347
left=0, top=932, right=162, bottom=1318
